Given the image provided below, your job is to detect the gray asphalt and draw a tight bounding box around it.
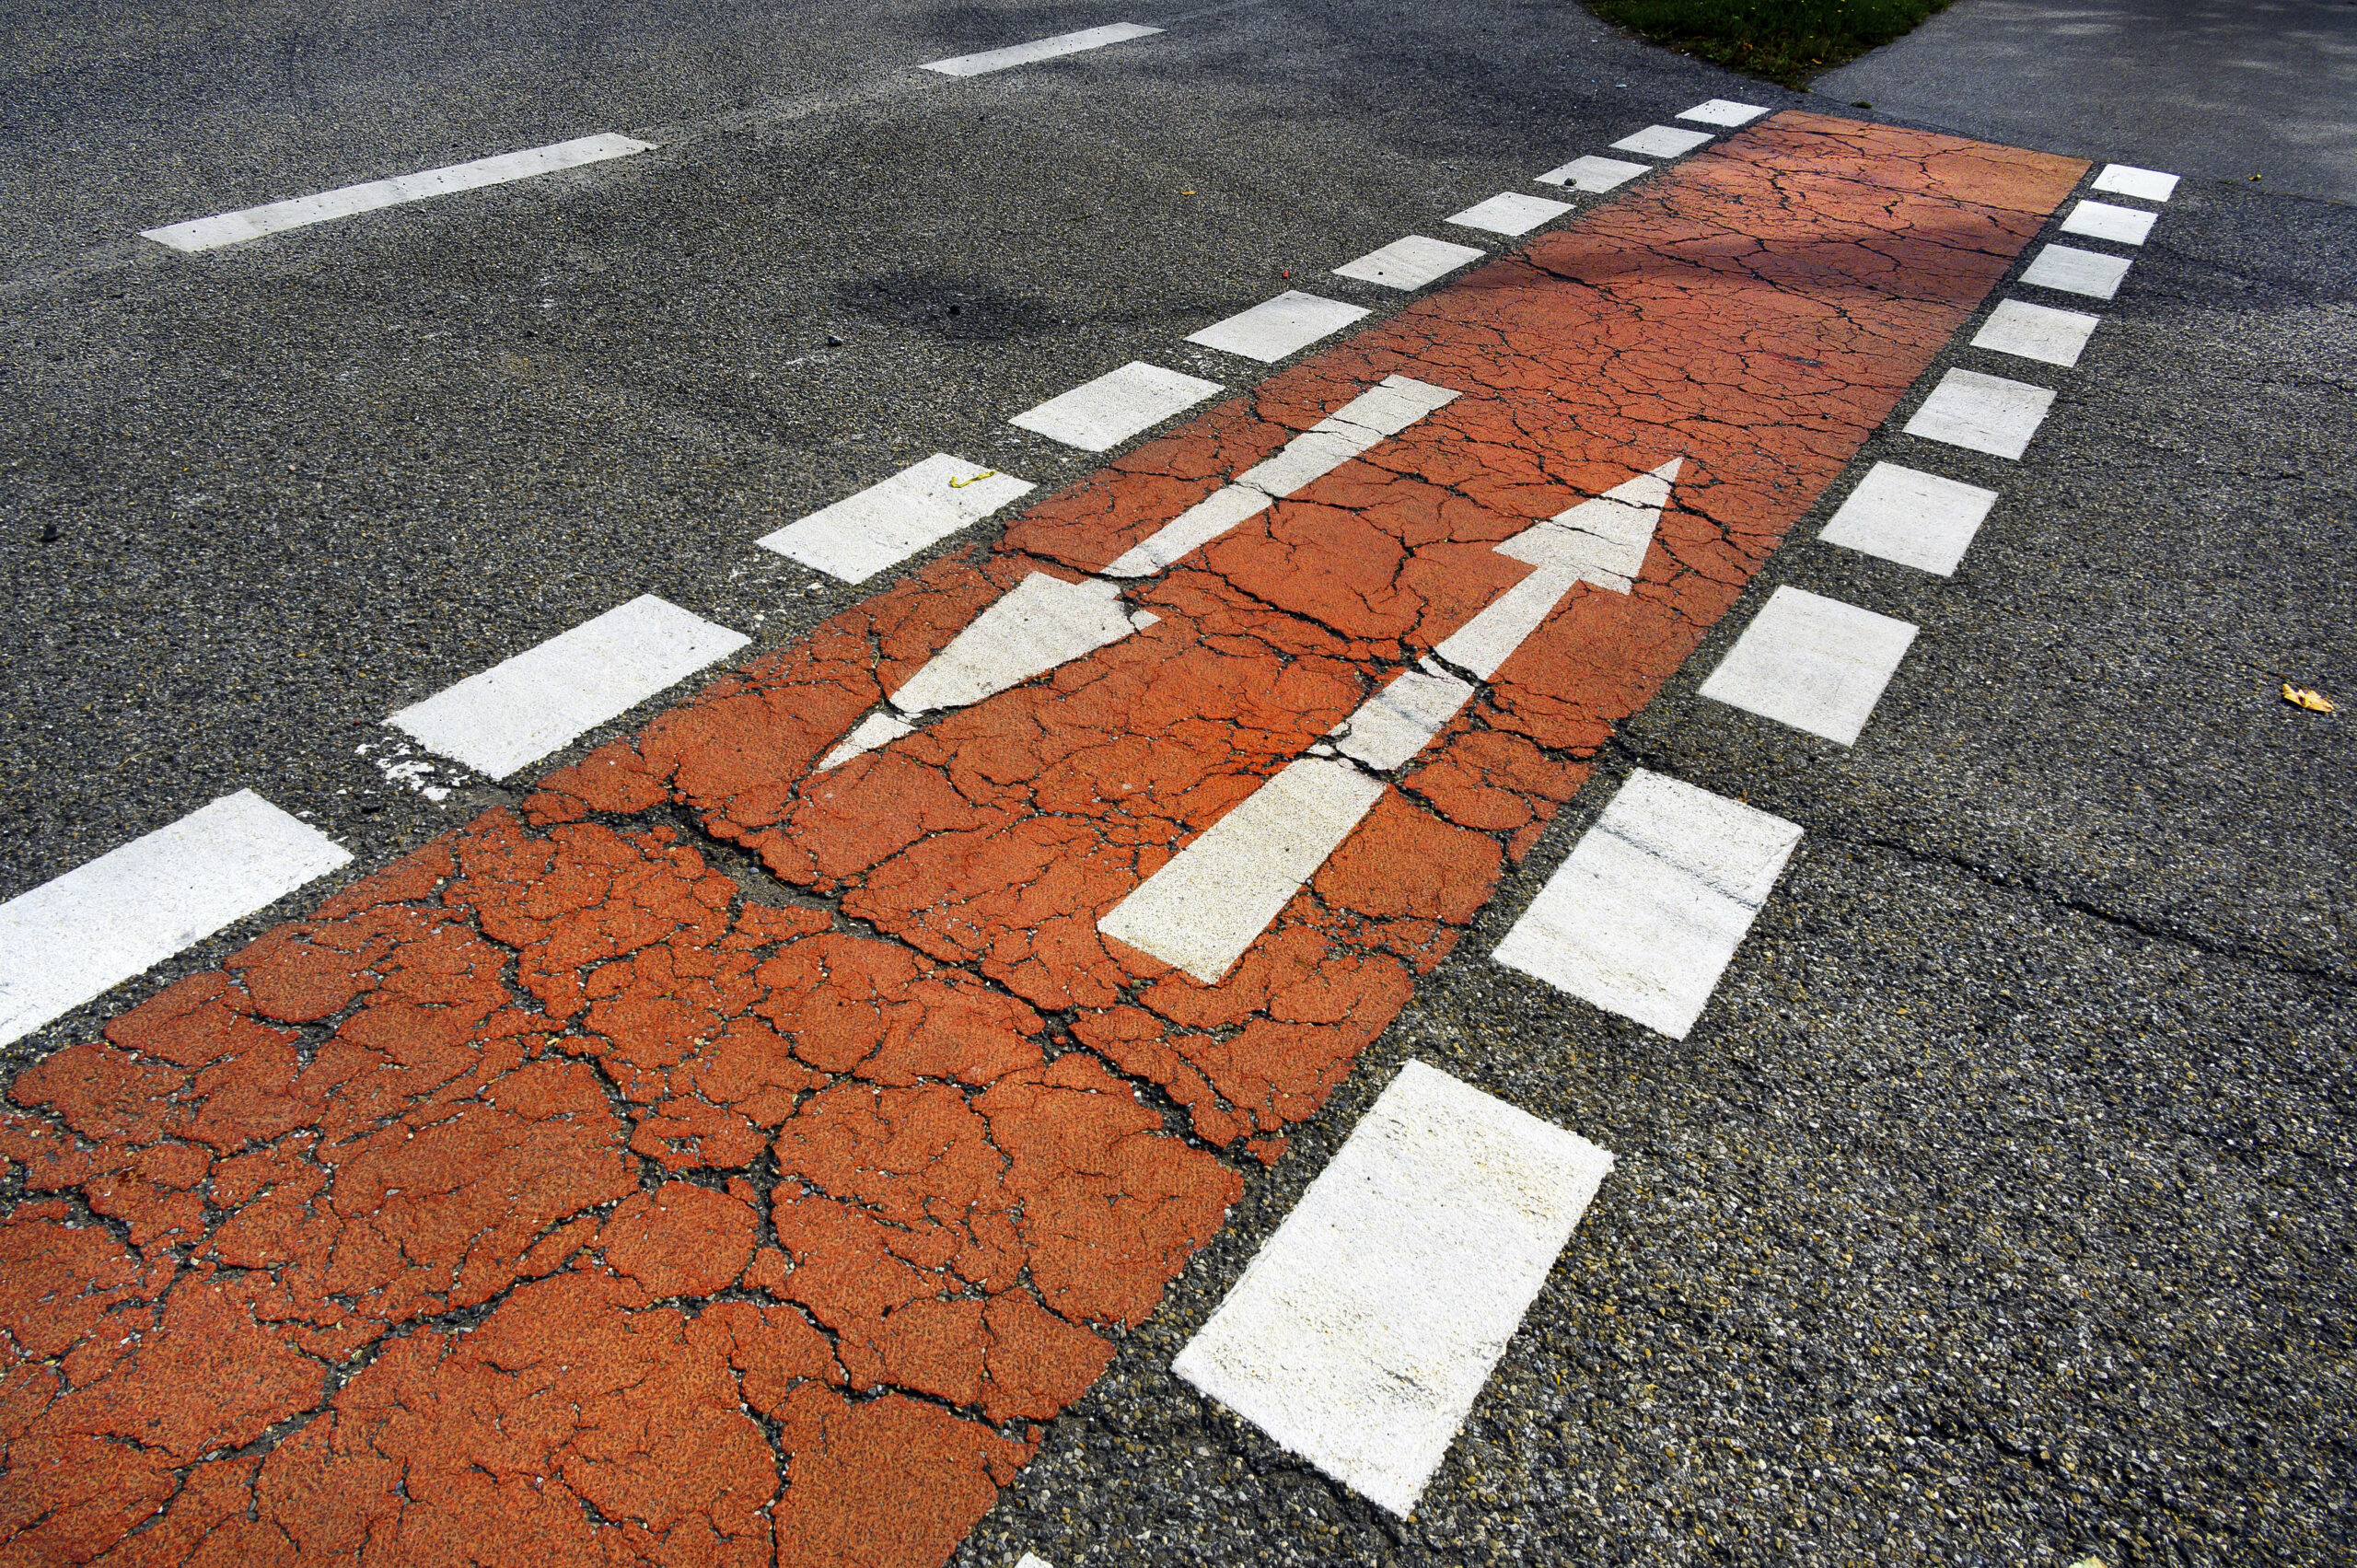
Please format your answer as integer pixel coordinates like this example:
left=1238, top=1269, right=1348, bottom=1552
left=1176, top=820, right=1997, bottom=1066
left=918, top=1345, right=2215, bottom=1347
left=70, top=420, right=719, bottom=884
left=4, top=0, right=2352, bottom=1563
left=1816, top=0, right=2357, bottom=206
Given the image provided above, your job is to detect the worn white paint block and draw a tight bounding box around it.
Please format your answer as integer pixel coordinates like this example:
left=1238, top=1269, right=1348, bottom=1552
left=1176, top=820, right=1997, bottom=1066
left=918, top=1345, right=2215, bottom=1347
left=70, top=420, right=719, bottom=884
left=1492, top=770, right=1801, bottom=1037
left=2019, top=242, right=2131, bottom=300
left=1535, top=155, right=1651, bottom=192
left=1446, top=192, right=1573, bottom=237
left=2059, top=199, right=2156, bottom=246
left=1015, top=1557, right=1054, bottom=1568
left=1101, top=377, right=1459, bottom=576
left=1009, top=361, right=1224, bottom=451
left=2092, top=164, right=2178, bottom=203
left=1699, top=586, right=1919, bottom=746
left=921, top=22, right=1161, bottom=75
left=0, top=792, right=351, bottom=1047
left=1187, top=290, right=1370, bottom=363
left=389, top=596, right=748, bottom=777
left=1904, top=368, right=2056, bottom=460
left=1099, top=759, right=1385, bottom=983
left=141, top=134, right=654, bottom=251
left=1333, top=234, right=1487, bottom=291
left=1678, top=99, right=1770, bottom=127
left=1971, top=298, right=2100, bottom=367
left=1173, top=1060, right=1612, bottom=1517
left=1612, top=124, right=1714, bottom=158
left=1329, top=665, right=1475, bottom=772
left=758, top=454, right=1034, bottom=582
left=1817, top=461, right=1997, bottom=577
left=889, top=573, right=1151, bottom=714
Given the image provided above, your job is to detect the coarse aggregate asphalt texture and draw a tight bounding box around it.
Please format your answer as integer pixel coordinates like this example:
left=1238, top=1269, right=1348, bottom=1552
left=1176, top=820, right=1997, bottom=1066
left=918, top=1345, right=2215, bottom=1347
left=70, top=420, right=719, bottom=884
left=4, top=0, right=2354, bottom=1564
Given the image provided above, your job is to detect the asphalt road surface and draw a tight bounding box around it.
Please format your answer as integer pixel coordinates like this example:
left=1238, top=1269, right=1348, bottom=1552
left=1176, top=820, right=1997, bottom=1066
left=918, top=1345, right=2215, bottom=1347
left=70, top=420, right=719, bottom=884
left=0, top=1, right=2350, bottom=1565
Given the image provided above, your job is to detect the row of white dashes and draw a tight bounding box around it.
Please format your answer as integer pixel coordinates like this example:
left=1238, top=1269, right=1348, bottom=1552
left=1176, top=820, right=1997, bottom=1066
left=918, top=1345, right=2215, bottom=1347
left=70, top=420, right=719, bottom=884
left=765, top=98, right=1765, bottom=590
left=1487, top=163, right=2177, bottom=1051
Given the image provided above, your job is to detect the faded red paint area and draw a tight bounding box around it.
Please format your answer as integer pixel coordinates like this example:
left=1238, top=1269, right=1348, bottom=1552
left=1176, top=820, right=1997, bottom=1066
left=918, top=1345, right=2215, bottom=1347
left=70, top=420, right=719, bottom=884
left=0, top=114, right=2081, bottom=1566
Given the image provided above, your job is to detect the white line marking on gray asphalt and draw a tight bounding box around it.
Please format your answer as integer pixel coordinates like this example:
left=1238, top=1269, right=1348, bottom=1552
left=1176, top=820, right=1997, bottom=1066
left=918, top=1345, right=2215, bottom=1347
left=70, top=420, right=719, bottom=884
left=1186, top=289, right=1370, bottom=363
left=1534, top=154, right=1652, bottom=193
left=1016, top=1557, right=1053, bottom=1568
left=1699, top=585, right=1920, bottom=746
left=1446, top=192, right=1573, bottom=237
left=1009, top=361, right=1224, bottom=452
left=1173, top=1060, right=1612, bottom=1517
left=1971, top=297, right=2101, bottom=367
left=1098, top=757, right=1387, bottom=983
left=1611, top=124, right=1715, bottom=158
left=757, top=454, right=1035, bottom=582
left=1492, top=770, right=1802, bottom=1039
left=1103, top=375, right=1458, bottom=576
left=920, top=22, right=1162, bottom=76
left=1677, top=99, right=1770, bottom=127
left=2091, top=164, right=2179, bottom=203
left=2019, top=243, right=2131, bottom=300
left=1817, top=462, right=1998, bottom=577
left=1904, top=367, right=2057, bottom=460
left=388, top=596, right=748, bottom=778
left=2059, top=199, right=2157, bottom=247
left=138, top=134, right=654, bottom=252
left=0, top=792, right=351, bottom=1048
left=1333, top=234, right=1487, bottom=291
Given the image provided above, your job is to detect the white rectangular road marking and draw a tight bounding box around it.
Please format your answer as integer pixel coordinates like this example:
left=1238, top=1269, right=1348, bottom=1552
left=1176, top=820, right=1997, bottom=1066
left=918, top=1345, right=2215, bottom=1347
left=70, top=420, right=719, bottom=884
left=1817, top=461, right=1998, bottom=576
left=2059, top=199, right=2157, bottom=247
left=1099, top=758, right=1386, bottom=983
left=1905, top=367, right=2056, bottom=459
left=1535, top=154, right=1651, bottom=192
left=1333, top=234, right=1486, bottom=291
left=1329, top=665, right=1475, bottom=772
left=1173, top=1060, right=1612, bottom=1518
left=1446, top=192, right=1573, bottom=237
left=139, top=134, right=653, bottom=252
left=2092, top=163, right=2178, bottom=203
left=0, top=792, right=351, bottom=1048
left=1612, top=124, right=1714, bottom=158
left=389, top=596, right=748, bottom=778
left=920, top=22, right=1161, bottom=76
left=1102, top=375, right=1459, bottom=576
left=758, top=454, right=1035, bottom=582
left=1009, top=362, right=1223, bottom=452
left=1971, top=297, right=2100, bottom=367
left=1678, top=99, right=1770, bottom=127
left=2020, top=242, right=2131, bottom=300
left=1186, top=290, right=1370, bottom=364
left=1699, top=585, right=1920, bottom=747
left=1492, top=770, right=1801, bottom=1039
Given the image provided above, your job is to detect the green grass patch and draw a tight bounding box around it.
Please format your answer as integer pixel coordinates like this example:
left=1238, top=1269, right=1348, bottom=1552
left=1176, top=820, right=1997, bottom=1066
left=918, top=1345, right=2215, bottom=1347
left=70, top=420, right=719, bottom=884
left=1585, top=0, right=1953, bottom=87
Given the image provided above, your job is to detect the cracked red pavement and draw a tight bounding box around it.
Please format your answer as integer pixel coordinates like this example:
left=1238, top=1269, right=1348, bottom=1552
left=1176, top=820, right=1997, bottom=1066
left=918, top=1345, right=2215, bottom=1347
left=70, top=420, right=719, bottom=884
left=0, top=113, right=2082, bottom=1567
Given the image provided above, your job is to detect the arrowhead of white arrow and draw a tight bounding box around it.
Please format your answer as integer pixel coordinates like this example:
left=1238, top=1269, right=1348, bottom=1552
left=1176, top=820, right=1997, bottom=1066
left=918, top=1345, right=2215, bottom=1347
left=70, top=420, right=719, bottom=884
left=1495, top=457, right=1683, bottom=591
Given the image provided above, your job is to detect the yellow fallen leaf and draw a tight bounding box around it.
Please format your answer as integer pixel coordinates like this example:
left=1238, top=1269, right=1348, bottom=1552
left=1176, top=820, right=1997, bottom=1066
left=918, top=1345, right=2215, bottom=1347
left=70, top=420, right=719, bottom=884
left=2283, top=682, right=2336, bottom=713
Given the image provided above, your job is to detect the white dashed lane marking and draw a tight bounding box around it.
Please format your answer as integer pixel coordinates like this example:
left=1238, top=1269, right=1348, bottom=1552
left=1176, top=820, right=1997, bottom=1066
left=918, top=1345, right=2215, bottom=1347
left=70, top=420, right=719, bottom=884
left=139, top=134, right=654, bottom=252
left=1446, top=192, right=1573, bottom=237
left=1971, top=297, right=2101, bottom=367
left=2019, top=242, right=2132, bottom=300
left=1491, top=770, right=1802, bottom=1039
left=2091, top=163, right=2179, bottom=203
left=1009, top=361, right=1224, bottom=452
left=1817, top=461, right=1999, bottom=577
left=1678, top=98, right=1770, bottom=127
left=1186, top=289, right=1370, bottom=364
left=919, top=22, right=1162, bottom=76
left=1699, top=585, right=1920, bottom=747
left=1172, top=1061, right=1613, bottom=1518
left=1611, top=124, right=1714, bottom=158
left=388, top=595, right=748, bottom=778
left=1332, top=234, right=1486, bottom=291
left=1534, top=154, right=1652, bottom=192
left=2059, top=198, right=2158, bottom=247
left=758, top=453, right=1035, bottom=581
left=1904, top=366, right=2056, bottom=459
left=0, top=792, right=350, bottom=1048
